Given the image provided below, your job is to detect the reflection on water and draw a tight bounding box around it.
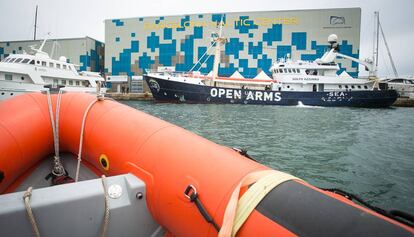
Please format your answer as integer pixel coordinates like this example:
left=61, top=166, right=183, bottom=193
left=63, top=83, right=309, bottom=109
left=122, top=101, right=414, bottom=213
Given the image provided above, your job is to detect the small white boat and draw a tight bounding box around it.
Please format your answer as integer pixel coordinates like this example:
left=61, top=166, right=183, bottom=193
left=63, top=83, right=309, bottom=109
left=0, top=38, right=106, bottom=101
left=381, top=77, right=414, bottom=98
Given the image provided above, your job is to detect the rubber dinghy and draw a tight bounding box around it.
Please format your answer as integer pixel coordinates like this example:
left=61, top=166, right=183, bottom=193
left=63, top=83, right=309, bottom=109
left=0, top=92, right=413, bottom=237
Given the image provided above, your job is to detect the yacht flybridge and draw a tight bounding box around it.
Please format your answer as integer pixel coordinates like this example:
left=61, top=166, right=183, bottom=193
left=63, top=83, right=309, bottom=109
left=0, top=39, right=106, bottom=101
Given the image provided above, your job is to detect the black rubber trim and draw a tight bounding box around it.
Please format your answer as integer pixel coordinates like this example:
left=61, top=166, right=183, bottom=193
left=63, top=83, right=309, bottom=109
left=255, top=181, right=412, bottom=237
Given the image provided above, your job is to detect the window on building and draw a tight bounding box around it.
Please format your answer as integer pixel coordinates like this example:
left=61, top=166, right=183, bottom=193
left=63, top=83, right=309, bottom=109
left=5, top=74, right=12, bottom=80
left=21, top=58, right=30, bottom=64
left=15, top=58, right=23, bottom=63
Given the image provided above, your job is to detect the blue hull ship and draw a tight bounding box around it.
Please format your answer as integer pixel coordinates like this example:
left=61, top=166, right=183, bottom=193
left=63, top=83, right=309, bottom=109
left=145, top=75, right=398, bottom=107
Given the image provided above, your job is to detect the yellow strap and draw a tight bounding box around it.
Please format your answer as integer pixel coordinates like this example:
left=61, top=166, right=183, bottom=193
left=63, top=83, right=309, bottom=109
left=232, top=171, right=300, bottom=236
left=218, top=170, right=301, bottom=237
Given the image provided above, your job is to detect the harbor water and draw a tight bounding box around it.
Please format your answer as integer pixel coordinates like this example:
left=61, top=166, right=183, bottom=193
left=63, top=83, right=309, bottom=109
left=122, top=101, right=414, bottom=214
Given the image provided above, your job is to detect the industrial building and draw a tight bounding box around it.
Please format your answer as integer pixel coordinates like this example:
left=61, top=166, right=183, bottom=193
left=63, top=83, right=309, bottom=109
left=105, top=8, right=361, bottom=80
left=0, top=37, right=104, bottom=73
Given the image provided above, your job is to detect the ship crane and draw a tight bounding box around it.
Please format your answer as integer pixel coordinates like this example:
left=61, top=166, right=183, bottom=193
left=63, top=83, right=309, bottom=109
left=316, top=34, right=377, bottom=79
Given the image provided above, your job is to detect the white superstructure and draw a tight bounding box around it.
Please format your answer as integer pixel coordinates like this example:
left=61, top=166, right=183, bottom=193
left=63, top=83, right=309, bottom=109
left=0, top=39, right=106, bottom=101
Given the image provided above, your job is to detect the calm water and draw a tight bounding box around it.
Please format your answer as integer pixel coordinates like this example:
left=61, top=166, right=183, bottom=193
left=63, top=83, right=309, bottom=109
left=122, top=101, right=414, bottom=213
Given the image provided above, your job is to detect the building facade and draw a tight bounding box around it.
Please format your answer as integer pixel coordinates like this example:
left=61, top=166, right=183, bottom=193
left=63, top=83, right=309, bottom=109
left=0, top=37, right=104, bottom=73
left=105, top=8, right=361, bottom=79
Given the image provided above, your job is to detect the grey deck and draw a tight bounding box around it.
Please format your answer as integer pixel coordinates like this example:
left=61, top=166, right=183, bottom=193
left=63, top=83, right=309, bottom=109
left=16, top=153, right=98, bottom=191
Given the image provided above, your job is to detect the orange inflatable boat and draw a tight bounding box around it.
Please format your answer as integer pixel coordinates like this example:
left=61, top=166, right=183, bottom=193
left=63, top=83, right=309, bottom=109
left=0, top=92, right=413, bottom=237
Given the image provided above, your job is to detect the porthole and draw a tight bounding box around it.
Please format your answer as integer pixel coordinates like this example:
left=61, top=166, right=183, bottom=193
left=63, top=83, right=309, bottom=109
left=345, top=85, right=349, bottom=89
left=10, top=93, right=14, bottom=96
left=339, top=85, right=342, bottom=88
left=358, top=85, right=361, bottom=89
left=21, top=76, right=24, bottom=80
left=364, top=86, right=368, bottom=89
left=351, top=85, right=355, bottom=89
left=1, top=92, right=4, bottom=95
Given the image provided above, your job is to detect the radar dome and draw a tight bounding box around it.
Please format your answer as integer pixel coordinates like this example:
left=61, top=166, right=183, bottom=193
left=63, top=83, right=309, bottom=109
left=328, top=34, right=338, bottom=44
left=59, top=56, right=67, bottom=62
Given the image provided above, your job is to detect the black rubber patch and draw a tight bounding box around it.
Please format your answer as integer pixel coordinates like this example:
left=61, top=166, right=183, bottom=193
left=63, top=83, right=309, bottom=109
left=255, top=181, right=412, bottom=237
left=0, top=170, right=4, bottom=183
left=100, top=158, right=108, bottom=168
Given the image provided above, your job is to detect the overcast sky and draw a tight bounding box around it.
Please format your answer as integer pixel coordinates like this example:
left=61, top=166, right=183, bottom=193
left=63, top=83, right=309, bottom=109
left=0, top=0, right=413, bottom=77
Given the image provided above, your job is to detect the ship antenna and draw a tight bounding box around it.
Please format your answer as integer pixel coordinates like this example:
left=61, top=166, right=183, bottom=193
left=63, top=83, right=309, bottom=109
left=33, top=5, right=38, bottom=40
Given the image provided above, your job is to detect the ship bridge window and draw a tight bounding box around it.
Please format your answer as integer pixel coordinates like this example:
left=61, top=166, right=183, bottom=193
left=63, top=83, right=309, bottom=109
left=406, top=80, right=414, bottom=84
left=278, top=69, right=283, bottom=73
left=41, top=61, right=46, bottom=66
left=21, top=58, right=30, bottom=64
left=75, top=81, right=80, bottom=86
left=305, top=69, right=310, bottom=75
left=283, top=69, right=287, bottom=73
left=390, top=79, right=403, bottom=83
left=15, top=58, right=23, bottom=63
left=56, top=64, right=61, bottom=69
left=5, top=74, right=12, bottom=80
left=69, top=80, right=73, bottom=85
left=29, top=60, right=34, bottom=65
left=288, top=69, right=292, bottom=73
left=49, top=62, right=54, bottom=68
left=63, top=64, right=67, bottom=69
left=10, top=58, right=17, bottom=63
left=62, top=80, right=66, bottom=85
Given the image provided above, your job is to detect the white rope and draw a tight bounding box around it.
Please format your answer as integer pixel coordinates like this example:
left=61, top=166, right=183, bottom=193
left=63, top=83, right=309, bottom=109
left=100, top=175, right=110, bottom=237
left=23, top=187, right=41, bottom=237
left=75, top=98, right=99, bottom=182
left=46, top=90, right=65, bottom=176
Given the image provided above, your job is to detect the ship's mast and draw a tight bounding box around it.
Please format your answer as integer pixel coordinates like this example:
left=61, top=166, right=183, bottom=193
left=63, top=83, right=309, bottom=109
left=211, top=17, right=226, bottom=86
left=371, top=11, right=380, bottom=78
left=34, top=5, right=38, bottom=40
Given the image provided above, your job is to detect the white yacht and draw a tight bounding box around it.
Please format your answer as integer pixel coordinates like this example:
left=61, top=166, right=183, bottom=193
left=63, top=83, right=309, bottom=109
left=381, top=77, right=414, bottom=98
left=0, top=39, right=106, bottom=101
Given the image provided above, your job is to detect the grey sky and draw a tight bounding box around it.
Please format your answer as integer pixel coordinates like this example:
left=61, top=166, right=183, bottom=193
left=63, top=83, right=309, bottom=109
left=0, top=0, right=413, bottom=77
